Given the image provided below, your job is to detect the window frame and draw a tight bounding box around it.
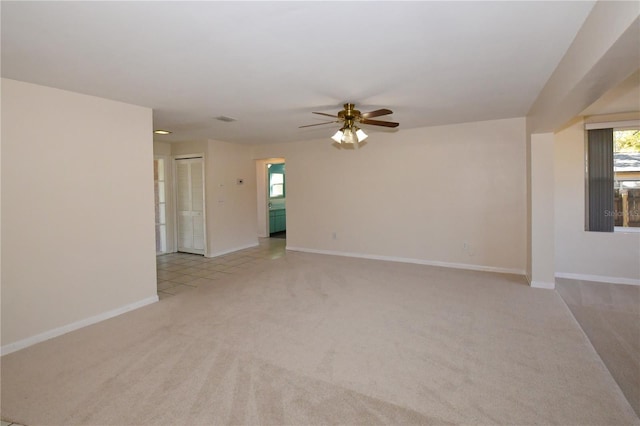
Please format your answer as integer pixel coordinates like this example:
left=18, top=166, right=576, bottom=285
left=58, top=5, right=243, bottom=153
left=613, top=126, right=640, bottom=232
left=585, top=120, right=640, bottom=233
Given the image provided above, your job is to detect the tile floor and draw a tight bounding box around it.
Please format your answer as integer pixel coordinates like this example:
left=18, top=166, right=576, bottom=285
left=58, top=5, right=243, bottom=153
left=156, top=237, right=286, bottom=299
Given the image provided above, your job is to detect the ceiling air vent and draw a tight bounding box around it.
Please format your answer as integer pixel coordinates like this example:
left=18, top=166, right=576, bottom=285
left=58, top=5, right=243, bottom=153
left=215, top=115, right=237, bottom=123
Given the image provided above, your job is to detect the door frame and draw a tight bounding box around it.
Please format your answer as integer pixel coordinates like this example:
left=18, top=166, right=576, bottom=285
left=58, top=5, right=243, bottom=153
left=173, top=153, right=207, bottom=255
left=255, top=157, right=285, bottom=237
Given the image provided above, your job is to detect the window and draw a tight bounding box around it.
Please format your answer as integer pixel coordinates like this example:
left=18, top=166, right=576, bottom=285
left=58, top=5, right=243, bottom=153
left=587, top=126, right=640, bottom=231
left=270, top=173, right=284, bottom=197
left=268, top=163, right=285, bottom=198
left=613, top=129, right=640, bottom=228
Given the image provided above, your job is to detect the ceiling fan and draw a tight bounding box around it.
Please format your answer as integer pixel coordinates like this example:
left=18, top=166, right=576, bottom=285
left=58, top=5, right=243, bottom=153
left=299, top=103, right=399, bottom=146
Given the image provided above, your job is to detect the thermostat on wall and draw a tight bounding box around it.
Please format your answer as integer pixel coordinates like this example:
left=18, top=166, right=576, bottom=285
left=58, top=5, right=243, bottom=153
left=237, top=178, right=244, bottom=185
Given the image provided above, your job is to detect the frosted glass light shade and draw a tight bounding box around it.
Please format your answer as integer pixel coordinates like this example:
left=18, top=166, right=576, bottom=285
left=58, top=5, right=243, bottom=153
left=331, top=126, right=367, bottom=145
left=342, top=128, right=357, bottom=144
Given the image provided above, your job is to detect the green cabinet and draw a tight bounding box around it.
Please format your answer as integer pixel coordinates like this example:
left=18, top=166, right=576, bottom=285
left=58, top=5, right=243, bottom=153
left=269, top=209, right=286, bottom=233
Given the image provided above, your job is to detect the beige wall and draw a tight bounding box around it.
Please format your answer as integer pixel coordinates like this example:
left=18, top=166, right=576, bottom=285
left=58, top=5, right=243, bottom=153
left=207, top=139, right=258, bottom=256
left=555, top=119, right=640, bottom=283
left=256, top=159, right=269, bottom=237
left=171, top=140, right=207, bottom=157
left=1, top=79, right=158, bottom=349
left=529, top=133, right=556, bottom=288
left=153, top=140, right=172, bottom=156
left=254, top=117, right=527, bottom=273
left=525, top=118, right=533, bottom=282
left=0, top=79, right=3, bottom=347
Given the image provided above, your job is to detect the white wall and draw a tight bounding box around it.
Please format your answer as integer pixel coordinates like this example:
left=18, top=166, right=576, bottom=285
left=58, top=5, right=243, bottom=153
left=1, top=79, right=158, bottom=350
left=555, top=118, right=640, bottom=284
left=207, top=139, right=258, bottom=256
left=254, top=117, right=527, bottom=274
left=529, top=133, right=556, bottom=288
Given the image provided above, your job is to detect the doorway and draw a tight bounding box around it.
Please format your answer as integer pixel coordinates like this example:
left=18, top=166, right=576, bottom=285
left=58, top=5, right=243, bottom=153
left=256, top=158, right=286, bottom=239
left=175, top=156, right=205, bottom=255
left=268, top=162, right=286, bottom=238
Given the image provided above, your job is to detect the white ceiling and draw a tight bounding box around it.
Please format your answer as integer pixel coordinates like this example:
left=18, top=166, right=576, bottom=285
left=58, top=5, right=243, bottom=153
left=581, top=69, right=640, bottom=117
left=1, top=1, right=596, bottom=145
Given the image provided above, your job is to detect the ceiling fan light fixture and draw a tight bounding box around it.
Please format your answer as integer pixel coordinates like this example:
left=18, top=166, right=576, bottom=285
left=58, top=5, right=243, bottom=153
left=355, top=128, right=368, bottom=142
left=301, top=103, right=398, bottom=148
left=342, top=127, right=357, bottom=144
left=331, top=130, right=344, bottom=143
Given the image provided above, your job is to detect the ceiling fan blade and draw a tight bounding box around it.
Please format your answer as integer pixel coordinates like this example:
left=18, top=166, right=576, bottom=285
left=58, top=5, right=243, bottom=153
left=359, top=118, right=399, bottom=128
left=361, top=108, right=393, bottom=118
left=299, top=121, right=339, bottom=128
left=313, top=112, right=339, bottom=118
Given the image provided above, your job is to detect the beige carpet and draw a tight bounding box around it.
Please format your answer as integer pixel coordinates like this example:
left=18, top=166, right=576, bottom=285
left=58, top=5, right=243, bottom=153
left=557, top=278, right=640, bottom=418
left=2, top=251, right=638, bottom=425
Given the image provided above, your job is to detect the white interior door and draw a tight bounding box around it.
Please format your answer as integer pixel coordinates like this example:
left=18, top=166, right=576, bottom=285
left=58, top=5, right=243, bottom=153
left=176, top=157, right=205, bottom=255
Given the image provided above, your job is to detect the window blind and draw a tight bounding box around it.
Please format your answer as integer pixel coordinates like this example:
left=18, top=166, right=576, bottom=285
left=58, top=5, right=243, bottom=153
left=587, top=128, right=614, bottom=232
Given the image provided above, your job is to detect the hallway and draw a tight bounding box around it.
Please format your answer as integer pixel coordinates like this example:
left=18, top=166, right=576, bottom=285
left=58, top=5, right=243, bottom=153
left=156, top=238, right=286, bottom=299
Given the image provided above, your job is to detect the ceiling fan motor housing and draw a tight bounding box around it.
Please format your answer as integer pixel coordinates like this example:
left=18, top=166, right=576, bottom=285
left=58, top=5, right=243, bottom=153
left=339, top=103, right=360, bottom=127
left=342, top=103, right=360, bottom=119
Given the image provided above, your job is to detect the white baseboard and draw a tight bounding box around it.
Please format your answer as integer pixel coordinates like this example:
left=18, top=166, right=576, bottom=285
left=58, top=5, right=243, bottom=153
left=206, top=242, right=259, bottom=258
left=286, top=246, right=525, bottom=276
left=529, top=280, right=556, bottom=289
left=523, top=274, right=556, bottom=289
left=555, top=272, right=640, bottom=286
left=1, top=295, right=159, bottom=356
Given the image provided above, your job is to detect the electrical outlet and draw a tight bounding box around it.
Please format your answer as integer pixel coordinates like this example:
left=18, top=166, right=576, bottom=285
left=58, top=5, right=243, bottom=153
left=463, top=242, right=475, bottom=256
